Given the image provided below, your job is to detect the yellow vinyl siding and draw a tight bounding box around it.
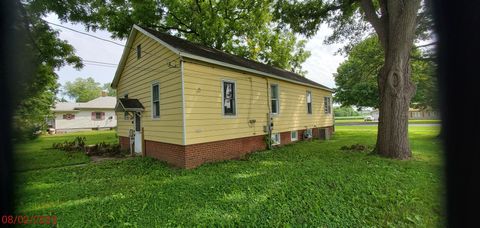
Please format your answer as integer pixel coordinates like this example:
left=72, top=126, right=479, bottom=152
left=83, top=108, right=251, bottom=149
left=183, top=60, right=333, bottom=145
left=116, top=32, right=183, bottom=145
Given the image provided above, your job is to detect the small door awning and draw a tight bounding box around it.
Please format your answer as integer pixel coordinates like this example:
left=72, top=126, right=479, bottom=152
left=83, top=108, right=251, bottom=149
left=115, top=98, right=145, bottom=112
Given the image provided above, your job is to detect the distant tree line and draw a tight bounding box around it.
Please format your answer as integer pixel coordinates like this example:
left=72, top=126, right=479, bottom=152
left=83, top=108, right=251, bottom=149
left=333, top=106, right=361, bottom=117
left=62, top=77, right=115, bottom=102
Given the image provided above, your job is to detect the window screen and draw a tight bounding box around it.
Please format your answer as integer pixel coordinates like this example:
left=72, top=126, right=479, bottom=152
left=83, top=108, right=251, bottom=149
left=223, top=81, right=236, bottom=115
left=152, top=84, right=160, bottom=118
left=271, top=84, right=279, bottom=114
left=306, top=91, right=312, bottom=114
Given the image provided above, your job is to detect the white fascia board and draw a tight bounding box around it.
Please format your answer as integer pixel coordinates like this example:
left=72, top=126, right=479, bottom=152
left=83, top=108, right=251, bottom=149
left=112, top=25, right=183, bottom=89
left=133, top=25, right=181, bottom=55
left=179, top=52, right=335, bottom=93
left=114, top=25, right=333, bottom=93
left=111, top=28, right=138, bottom=89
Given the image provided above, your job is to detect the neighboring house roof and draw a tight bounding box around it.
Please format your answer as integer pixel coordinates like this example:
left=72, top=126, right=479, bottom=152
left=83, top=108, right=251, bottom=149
left=112, top=25, right=333, bottom=92
left=78, top=96, right=117, bottom=109
left=53, top=102, right=79, bottom=112
left=52, top=96, right=116, bottom=112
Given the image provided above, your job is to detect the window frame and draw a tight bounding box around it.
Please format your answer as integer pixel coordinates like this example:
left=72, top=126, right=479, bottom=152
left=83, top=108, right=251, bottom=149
left=93, top=112, right=104, bottom=120
left=270, top=84, right=279, bottom=115
left=324, top=96, right=332, bottom=114
left=221, top=79, right=237, bottom=117
left=151, top=82, right=160, bottom=119
left=306, top=128, right=313, bottom=137
left=306, top=91, right=313, bottom=114
left=291, top=131, right=298, bottom=141
left=63, top=113, right=75, bottom=120
left=271, top=132, right=281, bottom=145
left=136, top=44, right=142, bottom=59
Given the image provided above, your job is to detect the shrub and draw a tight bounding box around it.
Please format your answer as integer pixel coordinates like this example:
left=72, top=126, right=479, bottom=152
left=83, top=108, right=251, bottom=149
left=85, top=142, right=128, bottom=157
left=52, top=136, right=86, bottom=152
left=340, top=143, right=372, bottom=152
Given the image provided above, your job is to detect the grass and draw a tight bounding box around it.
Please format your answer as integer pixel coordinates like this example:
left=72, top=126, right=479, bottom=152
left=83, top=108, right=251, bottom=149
left=335, top=119, right=368, bottom=123
left=14, top=126, right=444, bottom=227
left=409, top=119, right=441, bottom=124
left=334, top=116, right=365, bottom=120
left=335, top=119, right=441, bottom=124
left=14, top=130, right=117, bottom=171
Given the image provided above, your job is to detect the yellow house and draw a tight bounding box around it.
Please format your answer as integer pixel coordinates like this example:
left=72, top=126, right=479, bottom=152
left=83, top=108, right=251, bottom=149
left=112, top=25, right=334, bottom=168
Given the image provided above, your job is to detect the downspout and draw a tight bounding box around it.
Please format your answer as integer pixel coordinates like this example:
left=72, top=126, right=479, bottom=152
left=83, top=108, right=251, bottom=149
left=180, top=57, right=186, bottom=146
left=264, top=77, right=272, bottom=149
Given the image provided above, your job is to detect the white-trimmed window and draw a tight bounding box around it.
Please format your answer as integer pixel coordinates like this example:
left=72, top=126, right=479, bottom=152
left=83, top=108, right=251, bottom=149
left=306, top=91, right=312, bottom=114
left=271, top=133, right=281, bottom=145
left=291, top=131, right=298, bottom=141
left=152, top=83, right=160, bottom=118
left=270, top=84, right=279, bottom=114
left=324, top=97, right=332, bottom=114
left=136, top=44, right=142, bottom=59
left=63, top=113, right=75, bottom=120
left=222, top=80, right=236, bottom=116
left=92, top=112, right=105, bottom=120
left=304, top=128, right=313, bottom=138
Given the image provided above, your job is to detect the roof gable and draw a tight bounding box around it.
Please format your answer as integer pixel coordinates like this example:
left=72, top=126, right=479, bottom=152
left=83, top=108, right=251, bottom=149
left=111, top=25, right=333, bottom=92
left=52, top=97, right=116, bottom=112
left=79, top=96, right=116, bottom=109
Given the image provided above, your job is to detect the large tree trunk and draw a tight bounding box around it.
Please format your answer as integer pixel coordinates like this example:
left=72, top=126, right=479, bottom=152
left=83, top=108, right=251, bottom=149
left=361, top=0, right=420, bottom=159
left=376, top=56, right=416, bottom=159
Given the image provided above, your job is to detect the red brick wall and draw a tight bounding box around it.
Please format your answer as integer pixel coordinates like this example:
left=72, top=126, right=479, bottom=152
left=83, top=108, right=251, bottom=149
left=119, top=126, right=333, bottom=169
left=119, top=136, right=130, bottom=151
left=280, top=131, right=292, bottom=145
left=144, top=140, right=186, bottom=168
left=184, top=135, right=266, bottom=169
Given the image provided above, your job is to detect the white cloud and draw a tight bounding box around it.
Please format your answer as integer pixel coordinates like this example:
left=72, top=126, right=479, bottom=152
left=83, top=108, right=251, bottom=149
left=301, top=24, right=346, bottom=89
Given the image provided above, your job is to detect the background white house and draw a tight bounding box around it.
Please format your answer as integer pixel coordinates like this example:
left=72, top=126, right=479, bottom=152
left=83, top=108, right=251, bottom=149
left=370, top=107, right=439, bottom=121
left=49, top=96, right=117, bottom=133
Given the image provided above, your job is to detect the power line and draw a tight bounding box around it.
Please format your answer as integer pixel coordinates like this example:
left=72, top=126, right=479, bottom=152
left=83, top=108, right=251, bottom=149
left=44, top=19, right=153, bottom=56
left=45, top=20, right=126, bottom=47
left=83, top=62, right=118, bottom=68
left=83, top=59, right=117, bottom=65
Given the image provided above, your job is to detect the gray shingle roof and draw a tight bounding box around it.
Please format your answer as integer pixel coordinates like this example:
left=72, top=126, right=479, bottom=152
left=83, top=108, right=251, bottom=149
left=52, top=96, right=116, bottom=111
left=78, top=96, right=117, bottom=109
left=140, top=26, right=332, bottom=91
left=52, top=102, right=78, bottom=111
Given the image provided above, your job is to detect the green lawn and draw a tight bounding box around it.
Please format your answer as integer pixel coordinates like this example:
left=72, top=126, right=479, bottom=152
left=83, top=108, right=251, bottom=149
left=14, top=130, right=117, bottom=172
left=14, top=126, right=445, bottom=227
left=335, top=119, right=441, bottom=124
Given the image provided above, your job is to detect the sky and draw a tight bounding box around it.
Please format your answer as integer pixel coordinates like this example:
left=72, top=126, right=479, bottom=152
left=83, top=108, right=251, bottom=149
left=45, top=14, right=346, bottom=100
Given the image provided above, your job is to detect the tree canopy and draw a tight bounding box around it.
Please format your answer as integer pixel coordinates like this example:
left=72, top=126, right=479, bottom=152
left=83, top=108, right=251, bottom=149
left=63, top=77, right=103, bottom=102
left=13, top=2, right=82, bottom=139
left=103, top=83, right=116, bottom=97
left=334, top=36, right=437, bottom=109
left=27, top=0, right=311, bottom=74
left=275, top=0, right=433, bottom=159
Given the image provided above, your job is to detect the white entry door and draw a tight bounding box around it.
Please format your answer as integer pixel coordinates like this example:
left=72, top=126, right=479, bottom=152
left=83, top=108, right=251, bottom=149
left=134, top=112, right=142, bottom=153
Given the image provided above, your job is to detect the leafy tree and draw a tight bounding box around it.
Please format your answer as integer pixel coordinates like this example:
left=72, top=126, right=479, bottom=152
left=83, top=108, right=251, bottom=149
left=12, top=2, right=82, bottom=140
left=334, top=36, right=437, bottom=109
left=63, top=77, right=102, bottom=102
left=275, top=0, right=433, bottom=159
left=334, top=106, right=361, bottom=117
left=27, top=0, right=310, bottom=74
left=103, top=83, right=116, bottom=97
